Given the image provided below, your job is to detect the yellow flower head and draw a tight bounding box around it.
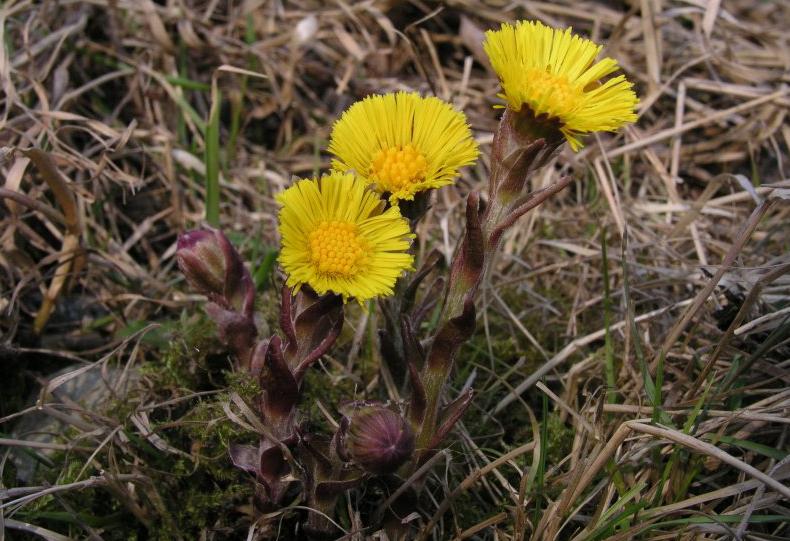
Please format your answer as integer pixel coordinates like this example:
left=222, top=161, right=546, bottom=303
left=483, top=20, right=639, bottom=150
left=328, top=92, right=479, bottom=203
left=277, top=172, right=414, bottom=302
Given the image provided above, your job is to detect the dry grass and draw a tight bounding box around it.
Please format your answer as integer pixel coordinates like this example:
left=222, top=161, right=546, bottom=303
left=1, top=0, right=789, bottom=539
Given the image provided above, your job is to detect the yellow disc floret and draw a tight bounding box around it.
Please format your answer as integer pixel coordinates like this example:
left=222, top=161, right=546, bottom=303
left=521, top=68, right=579, bottom=118
left=370, top=145, right=428, bottom=192
left=277, top=172, right=414, bottom=302
left=328, top=92, right=478, bottom=203
left=309, top=221, right=368, bottom=276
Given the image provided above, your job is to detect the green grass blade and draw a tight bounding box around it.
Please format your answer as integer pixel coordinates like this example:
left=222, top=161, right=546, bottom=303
left=205, top=85, right=221, bottom=226
left=164, top=75, right=210, bottom=91
left=531, top=387, right=548, bottom=527
left=586, top=500, right=648, bottom=541
left=601, top=226, right=616, bottom=404
left=253, top=248, right=279, bottom=290
left=704, top=434, right=789, bottom=461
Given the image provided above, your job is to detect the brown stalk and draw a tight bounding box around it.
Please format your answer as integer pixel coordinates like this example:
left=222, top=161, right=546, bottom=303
left=658, top=198, right=776, bottom=386
left=21, top=149, right=84, bottom=334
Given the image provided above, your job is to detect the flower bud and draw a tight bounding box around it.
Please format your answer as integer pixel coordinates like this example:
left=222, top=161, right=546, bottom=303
left=490, top=108, right=564, bottom=202
left=344, top=405, right=414, bottom=475
left=176, top=228, right=254, bottom=315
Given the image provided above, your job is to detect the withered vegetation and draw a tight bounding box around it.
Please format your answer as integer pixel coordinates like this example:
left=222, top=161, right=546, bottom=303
left=1, top=1, right=788, bottom=540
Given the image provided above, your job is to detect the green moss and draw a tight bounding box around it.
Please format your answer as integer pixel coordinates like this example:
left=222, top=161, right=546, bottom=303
left=300, top=360, right=358, bottom=433
left=452, top=488, right=505, bottom=532
left=138, top=311, right=219, bottom=390
left=226, top=370, right=262, bottom=402
left=149, top=476, right=252, bottom=541
left=8, top=309, right=265, bottom=539
left=544, top=413, right=574, bottom=465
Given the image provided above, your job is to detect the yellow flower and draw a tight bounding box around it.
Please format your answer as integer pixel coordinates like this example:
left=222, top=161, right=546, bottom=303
left=277, top=172, right=414, bottom=302
left=328, top=92, right=479, bottom=203
left=483, top=20, right=638, bottom=151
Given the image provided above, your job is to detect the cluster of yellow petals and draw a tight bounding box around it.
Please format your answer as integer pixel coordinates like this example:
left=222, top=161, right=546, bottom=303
left=328, top=92, right=479, bottom=203
left=277, top=20, right=639, bottom=301
left=483, top=20, right=638, bottom=150
left=277, top=172, right=414, bottom=303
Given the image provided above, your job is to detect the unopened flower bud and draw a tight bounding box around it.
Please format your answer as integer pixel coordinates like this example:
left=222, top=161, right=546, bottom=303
left=345, top=406, right=414, bottom=475
left=490, top=108, right=564, bottom=202
left=177, top=230, right=224, bottom=294
left=176, top=228, right=254, bottom=315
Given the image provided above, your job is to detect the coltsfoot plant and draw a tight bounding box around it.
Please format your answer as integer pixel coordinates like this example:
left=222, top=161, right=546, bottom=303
left=177, top=19, right=637, bottom=539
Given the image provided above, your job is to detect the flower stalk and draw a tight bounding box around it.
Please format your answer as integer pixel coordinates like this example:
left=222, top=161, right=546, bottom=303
left=400, top=20, right=638, bottom=462
left=410, top=130, right=569, bottom=461
left=176, top=228, right=257, bottom=369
